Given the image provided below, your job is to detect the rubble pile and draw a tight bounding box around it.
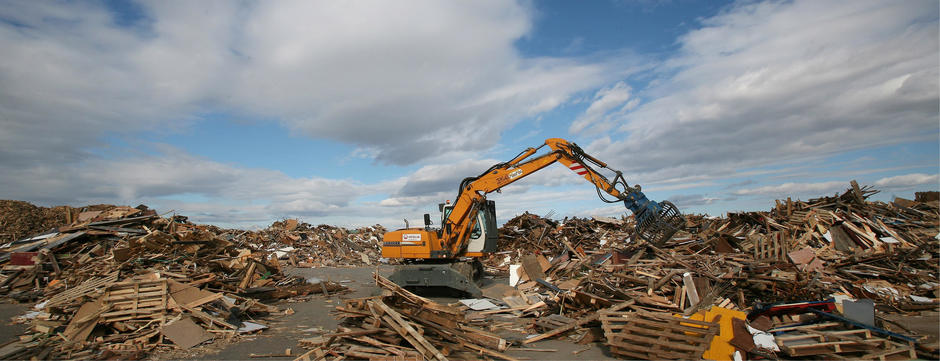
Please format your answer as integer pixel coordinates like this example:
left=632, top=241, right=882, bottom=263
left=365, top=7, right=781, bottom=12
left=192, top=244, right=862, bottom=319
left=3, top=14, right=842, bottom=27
left=253, top=219, right=387, bottom=267
left=297, top=274, right=517, bottom=361
left=0, top=181, right=936, bottom=360
left=0, top=200, right=74, bottom=244
left=0, top=205, right=361, bottom=359
left=462, top=182, right=938, bottom=360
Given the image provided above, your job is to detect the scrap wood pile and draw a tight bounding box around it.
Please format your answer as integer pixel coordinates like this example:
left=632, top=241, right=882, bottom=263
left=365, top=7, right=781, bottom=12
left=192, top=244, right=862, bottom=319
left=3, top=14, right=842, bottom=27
left=253, top=218, right=387, bottom=268
left=476, top=182, right=938, bottom=360
left=0, top=200, right=75, bottom=244
left=0, top=204, right=350, bottom=359
left=298, top=273, right=518, bottom=361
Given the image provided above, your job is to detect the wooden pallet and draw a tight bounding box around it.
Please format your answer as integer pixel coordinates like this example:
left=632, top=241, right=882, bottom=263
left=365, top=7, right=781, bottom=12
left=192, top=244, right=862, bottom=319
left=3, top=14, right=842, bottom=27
left=600, top=310, right=720, bottom=360
left=100, top=279, right=168, bottom=322
left=776, top=327, right=916, bottom=359
left=753, top=231, right=789, bottom=261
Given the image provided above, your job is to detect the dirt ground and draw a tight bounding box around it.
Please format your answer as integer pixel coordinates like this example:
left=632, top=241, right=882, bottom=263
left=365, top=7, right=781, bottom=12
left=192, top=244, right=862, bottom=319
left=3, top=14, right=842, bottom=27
left=0, top=302, right=30, bottom=345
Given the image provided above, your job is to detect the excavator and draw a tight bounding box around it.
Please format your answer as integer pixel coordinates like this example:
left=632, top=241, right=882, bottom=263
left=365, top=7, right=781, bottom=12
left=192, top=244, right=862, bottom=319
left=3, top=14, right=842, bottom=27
left=381, top=138, right=684, bottom=297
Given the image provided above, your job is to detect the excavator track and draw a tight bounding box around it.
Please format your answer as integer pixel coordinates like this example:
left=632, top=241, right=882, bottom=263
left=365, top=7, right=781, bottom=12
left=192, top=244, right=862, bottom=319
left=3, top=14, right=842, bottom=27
left=388, top=259, right=483, bottom=298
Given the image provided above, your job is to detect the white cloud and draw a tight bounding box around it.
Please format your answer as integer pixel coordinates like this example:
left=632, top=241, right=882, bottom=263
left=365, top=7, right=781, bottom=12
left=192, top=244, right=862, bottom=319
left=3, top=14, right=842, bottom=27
left=376, top=158, right=501, bottom=208
left=874, top=173, right=938, bottom=189
left=0, top=0, right=616, bottom=169
left=0, top=144, right=393, bottom=225
left=667, top=194, right=719, bottom=207
left=569, top=81, right=633, bottom=134
left=733, top=181, right=848, bottom=196
left=1, top=1, right=936, bottom=228
left=582, top=0, right=938, bottom=184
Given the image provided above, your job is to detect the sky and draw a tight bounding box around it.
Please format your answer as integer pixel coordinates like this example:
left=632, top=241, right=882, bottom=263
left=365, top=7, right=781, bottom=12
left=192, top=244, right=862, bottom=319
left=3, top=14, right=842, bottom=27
left=0, top=0, right=937, bottom=229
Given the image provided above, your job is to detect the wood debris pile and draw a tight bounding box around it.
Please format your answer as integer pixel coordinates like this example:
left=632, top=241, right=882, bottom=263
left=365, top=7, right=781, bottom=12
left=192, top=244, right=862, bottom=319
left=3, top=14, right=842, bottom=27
left=0, top=204, right=351, bottom=359
left=476, top=182, right=938, bottom=360
left=298, top=273, right=518, bottom=361
left=0, top=200, right=76, bottom=244
left=252, top=219, right=387, bottom=268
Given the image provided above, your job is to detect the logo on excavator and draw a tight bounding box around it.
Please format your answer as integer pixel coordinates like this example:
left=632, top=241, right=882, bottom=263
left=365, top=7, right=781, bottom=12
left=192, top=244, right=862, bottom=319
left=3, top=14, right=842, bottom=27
left=496, top=168, right=524, bottom=186
left=399, top=233, right=424, bottom=246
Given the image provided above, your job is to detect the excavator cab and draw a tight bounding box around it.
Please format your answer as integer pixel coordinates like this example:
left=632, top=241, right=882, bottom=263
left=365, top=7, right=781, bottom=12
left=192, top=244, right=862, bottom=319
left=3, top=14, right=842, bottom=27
left=440, top=200, right=498, bottom=254
left=386, top=201, right=497, bottom=298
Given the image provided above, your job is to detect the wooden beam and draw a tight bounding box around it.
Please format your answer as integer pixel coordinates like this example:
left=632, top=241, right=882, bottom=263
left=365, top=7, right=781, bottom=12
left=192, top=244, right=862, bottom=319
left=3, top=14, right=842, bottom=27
left=523, top=300, right=634, bottom=344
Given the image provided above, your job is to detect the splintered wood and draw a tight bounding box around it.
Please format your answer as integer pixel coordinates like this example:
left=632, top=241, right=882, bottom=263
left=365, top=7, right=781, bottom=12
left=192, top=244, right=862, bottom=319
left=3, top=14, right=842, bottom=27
left=309, top=274, right=518, bottom=361
left=484, top=182, right=936, bottom=360
left=0, top=203, right=367, bottom=359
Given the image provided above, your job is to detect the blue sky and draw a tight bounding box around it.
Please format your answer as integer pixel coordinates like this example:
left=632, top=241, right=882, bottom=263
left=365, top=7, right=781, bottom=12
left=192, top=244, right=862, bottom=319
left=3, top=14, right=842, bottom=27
left=0, top=0, right=937, bottom=228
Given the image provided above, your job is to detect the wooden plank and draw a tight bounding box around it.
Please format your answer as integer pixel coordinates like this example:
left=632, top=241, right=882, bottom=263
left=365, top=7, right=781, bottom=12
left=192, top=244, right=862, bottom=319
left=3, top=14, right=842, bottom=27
left=100, top=306, right=165, bottom=318
left=609, top=333, right=708, bottom=351
left=372, top=300, right=447, bottom=361
left=457, top=325, right=508, bottom=352
left=239, top=262, right=257, bottom=290
left=292, top=347, right=325, bottom=361
left=44, top=272, right=119, bottom=308
left=520, top=254, right=546, bottom=281
left=179, top=304, right=237, bottom=329
left=459, top=341, right=519, bottom=361
left=523, top=300, right=634, bottom=344
left=380, top=314, right=431, bottom=359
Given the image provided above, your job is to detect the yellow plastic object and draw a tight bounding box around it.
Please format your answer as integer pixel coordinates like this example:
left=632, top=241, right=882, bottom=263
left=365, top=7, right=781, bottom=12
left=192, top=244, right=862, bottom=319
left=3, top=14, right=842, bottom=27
left=685, top=306, right=747, bottom=361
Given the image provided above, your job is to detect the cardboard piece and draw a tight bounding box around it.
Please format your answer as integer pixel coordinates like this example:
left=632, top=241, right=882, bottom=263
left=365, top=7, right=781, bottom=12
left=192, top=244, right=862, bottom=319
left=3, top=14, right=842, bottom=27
left=787, top=247, right=815, bottom=265
left=788, top=247, right=825, bottom=272
left=728, top=318, right=755, bottom=352
left=481, top=283, right=520, bottom=300
left=62, top=297, right=104, bottom=342
left=169, top=279, right=222, bottom=308
left=502, top=296, right=528, bottom=308
left=161, top=317, right=213, bottom=349
left=749, top=315, right=772, bottom=332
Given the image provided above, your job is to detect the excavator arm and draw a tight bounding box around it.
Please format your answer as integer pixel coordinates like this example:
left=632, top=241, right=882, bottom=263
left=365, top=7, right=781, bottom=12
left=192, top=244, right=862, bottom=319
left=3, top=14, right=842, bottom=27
left=440, top=138, right=684, bottom=256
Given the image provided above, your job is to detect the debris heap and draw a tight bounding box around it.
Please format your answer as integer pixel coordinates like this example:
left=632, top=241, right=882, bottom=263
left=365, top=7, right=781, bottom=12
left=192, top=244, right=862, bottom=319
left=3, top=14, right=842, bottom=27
left=0, top=205, right=360, bottom=359
left=0, top=181, right=936, bottom=360
left=467, top=182, right=938, bottom=360
left=299, top=273, right=519, bottom=361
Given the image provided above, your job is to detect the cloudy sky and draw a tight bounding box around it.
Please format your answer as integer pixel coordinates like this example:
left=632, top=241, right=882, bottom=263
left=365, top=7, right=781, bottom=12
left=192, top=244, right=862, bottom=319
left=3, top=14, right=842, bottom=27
left=1, top=0, right=937, bottom=228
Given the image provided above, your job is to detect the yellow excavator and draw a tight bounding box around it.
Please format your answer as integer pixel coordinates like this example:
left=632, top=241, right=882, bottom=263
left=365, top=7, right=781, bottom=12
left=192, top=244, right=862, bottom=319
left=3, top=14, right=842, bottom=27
left=382, top=138, right=684, bottom=296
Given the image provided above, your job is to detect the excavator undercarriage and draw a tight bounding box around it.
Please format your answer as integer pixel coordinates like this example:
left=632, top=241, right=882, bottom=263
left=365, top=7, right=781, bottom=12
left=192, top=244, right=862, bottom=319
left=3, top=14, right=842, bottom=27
left=388, top=259, right=484, bottom=298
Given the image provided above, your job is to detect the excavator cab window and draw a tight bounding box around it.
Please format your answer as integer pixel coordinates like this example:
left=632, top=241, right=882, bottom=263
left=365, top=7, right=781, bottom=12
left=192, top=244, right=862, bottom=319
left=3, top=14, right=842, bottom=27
left=442, top=206, right=452, bottom=224
left=469, top=221, right=482, bottom=239
left=442, top=205, right=483, bottom=240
